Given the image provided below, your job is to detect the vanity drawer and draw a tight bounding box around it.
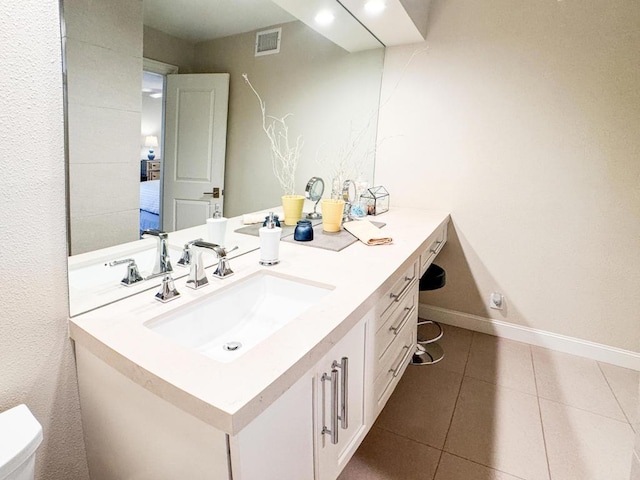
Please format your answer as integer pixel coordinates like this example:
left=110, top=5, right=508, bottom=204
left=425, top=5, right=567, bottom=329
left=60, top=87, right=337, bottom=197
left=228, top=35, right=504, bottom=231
left=420, top=223, right=447, bottom=276
left=373, top=319, right=415, bottom=412
left=148, top=170, right=160, bottom=180
left=376, top=261, right=418, bottom=325
left=374, top=285, right=417, bottom=375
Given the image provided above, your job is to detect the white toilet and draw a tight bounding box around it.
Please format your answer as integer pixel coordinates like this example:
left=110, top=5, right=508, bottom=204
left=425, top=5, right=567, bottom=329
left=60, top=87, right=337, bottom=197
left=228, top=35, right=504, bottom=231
left=0, top=405, right=43, bottom=480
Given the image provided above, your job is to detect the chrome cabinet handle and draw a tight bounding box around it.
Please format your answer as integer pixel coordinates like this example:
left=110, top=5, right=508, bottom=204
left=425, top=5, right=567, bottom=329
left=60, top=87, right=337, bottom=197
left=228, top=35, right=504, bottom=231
left=330, top=368, right=339, bottom=444
left=321, top=368, right=339, bottom=445
left=389, top=275, right=416, bottom=302
left=333, top=357, right=348, bottom=430
left=389, top=344, right=413, bottom=377
left=430, top=240, right=443, bottom=254
left=389, top=306, right=414, bottom=335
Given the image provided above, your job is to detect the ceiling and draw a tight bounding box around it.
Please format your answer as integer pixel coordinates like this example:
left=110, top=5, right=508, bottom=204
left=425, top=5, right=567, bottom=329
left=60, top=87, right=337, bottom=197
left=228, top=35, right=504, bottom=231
left=143, top=0, right=296, bottom=42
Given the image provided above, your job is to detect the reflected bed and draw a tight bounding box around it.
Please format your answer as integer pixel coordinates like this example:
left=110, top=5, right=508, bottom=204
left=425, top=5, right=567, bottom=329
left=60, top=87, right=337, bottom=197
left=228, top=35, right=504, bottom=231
left=140, top=180, right=160, bottom=234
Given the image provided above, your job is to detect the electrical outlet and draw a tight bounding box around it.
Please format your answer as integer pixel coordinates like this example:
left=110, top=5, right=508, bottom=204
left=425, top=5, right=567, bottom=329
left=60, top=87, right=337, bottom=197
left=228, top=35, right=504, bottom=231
left=490, top=292, right=504, bottom=310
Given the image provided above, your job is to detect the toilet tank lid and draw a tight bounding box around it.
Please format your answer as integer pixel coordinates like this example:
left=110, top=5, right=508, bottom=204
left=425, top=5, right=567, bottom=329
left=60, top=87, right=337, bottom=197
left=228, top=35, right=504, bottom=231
left=0, top=405, right=43, bottom=479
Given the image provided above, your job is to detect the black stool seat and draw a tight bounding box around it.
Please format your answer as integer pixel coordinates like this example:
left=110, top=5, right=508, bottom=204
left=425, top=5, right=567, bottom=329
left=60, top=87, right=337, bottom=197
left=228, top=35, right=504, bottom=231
left=419, top=263, right=446, bottom=291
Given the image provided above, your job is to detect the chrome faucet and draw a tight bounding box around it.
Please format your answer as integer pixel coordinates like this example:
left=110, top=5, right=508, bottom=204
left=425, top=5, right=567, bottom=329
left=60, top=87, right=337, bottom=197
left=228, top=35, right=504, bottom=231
left=141, top=229, right=173, bottom=279
left=186, top=240, right=236, bottom=289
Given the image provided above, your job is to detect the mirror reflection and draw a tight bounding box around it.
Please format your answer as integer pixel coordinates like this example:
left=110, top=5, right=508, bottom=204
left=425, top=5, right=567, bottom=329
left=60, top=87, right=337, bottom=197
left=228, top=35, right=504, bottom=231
left=63, top=0, right=385, bottom=315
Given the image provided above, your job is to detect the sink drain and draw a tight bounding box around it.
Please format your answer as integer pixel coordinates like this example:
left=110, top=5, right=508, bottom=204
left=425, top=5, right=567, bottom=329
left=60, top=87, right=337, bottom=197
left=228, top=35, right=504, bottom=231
left=223, top=341, right=242, bottom=352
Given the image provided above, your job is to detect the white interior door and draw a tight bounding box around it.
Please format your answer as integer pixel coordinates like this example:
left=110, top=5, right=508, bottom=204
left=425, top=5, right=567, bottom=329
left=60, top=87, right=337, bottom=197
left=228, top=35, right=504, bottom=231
left=163, top=73, right=229, bottom=232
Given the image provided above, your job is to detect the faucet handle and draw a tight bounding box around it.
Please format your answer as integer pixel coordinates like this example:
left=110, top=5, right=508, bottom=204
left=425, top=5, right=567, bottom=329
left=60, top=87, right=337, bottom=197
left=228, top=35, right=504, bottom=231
left=211, top=246, right=238, bottom=278
left=155, top=274, right=180, bottom=303
left=212, top=256, right=234, bottom=279
left=107, top=258, right=144, bottom=286
left=221, top=245, right=239, bottom=257
left=177, top=238, right=203, bottom=267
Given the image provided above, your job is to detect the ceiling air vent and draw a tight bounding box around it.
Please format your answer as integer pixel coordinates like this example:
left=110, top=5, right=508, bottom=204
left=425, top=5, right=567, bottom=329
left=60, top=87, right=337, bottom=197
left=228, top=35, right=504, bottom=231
left=255, top=27, right=282, bottom=56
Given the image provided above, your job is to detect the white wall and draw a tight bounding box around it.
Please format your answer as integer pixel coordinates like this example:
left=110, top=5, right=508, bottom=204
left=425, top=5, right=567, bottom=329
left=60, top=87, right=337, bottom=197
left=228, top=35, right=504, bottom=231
left=0, top=1, right=89, bottom=479
left=376, top=0, right=640, bottom=352
left=65, top=0, right=143, bottom=254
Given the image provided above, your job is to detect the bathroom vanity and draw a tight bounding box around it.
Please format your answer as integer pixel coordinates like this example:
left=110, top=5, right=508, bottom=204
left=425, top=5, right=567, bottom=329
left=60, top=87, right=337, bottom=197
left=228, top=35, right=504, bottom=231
left=69, top=207, right=449, bottom=480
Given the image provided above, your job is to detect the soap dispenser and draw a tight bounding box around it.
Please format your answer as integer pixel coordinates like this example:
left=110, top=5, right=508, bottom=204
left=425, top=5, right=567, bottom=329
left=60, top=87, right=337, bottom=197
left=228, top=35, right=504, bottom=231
left=259, top=212, right=281, bottom=266
left=207, top=203, right=227, bottom=246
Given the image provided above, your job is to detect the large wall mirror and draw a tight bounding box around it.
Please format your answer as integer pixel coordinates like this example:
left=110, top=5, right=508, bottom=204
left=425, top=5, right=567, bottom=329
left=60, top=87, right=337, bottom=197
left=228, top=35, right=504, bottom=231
left=63, top=0, right=385, bottom=315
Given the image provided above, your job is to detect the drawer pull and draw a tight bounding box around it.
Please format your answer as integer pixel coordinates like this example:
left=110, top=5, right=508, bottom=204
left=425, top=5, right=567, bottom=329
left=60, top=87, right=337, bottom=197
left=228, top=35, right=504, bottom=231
left=389, top=344, right=413, bottom=377
left=389, top=306, right=414, bottom=335
left=430, top=240, right=443, bottom=254
left=389, top=276, right=415, bottom=302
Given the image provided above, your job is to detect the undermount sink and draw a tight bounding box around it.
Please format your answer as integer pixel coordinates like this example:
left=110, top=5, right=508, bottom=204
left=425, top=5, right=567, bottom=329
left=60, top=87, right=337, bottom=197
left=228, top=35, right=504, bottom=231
left=145, top=271, right=333, bottom=362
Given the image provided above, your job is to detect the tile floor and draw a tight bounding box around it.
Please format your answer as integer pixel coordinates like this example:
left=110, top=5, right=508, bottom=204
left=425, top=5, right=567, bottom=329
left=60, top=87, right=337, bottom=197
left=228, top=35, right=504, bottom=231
left=339, top=323, right=639, bottom=480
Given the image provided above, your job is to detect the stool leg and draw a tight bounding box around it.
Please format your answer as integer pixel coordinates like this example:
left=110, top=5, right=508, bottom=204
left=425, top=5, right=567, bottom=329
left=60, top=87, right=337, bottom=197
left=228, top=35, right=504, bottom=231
left=411, top=342, right=445, bottom=365
left=417, top=320, right=443, bottom=344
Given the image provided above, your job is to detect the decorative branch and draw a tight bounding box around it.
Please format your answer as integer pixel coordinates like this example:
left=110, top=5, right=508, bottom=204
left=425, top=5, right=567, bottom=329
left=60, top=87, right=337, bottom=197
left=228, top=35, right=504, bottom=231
left=243, top=73, right=303, bottom=195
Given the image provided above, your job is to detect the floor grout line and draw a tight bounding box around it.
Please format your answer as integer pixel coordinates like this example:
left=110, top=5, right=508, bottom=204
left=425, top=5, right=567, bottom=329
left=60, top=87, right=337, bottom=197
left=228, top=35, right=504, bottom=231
left=531, top=346, right=553, bottom=480
left=438, top=328, right=471, bottom=457
left=537, top=395, right=634, bottom=426
left=372, top=423, right=444, bottom=452
left=460, top=330, right=473, bottom=377
left=596, top=361, right=635, bottom=427
left=460, top=373, right=540, bottom=398
left=425, top=325, right=471, bottom=479
left=441, top=452, right=530, bottom=480
left=431, top=449, right=445, bottom=480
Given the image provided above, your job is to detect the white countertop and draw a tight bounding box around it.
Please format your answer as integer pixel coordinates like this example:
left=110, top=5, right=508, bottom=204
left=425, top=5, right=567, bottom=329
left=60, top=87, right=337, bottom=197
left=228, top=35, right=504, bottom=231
left=69, top=207, right=450, bottom=435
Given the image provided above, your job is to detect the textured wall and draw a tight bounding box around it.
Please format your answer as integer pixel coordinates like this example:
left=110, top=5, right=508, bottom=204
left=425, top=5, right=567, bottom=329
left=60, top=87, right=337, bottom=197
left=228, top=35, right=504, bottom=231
left=0, top=1, right=89, bottom=479
left=376, top=0, right=640, bottom=352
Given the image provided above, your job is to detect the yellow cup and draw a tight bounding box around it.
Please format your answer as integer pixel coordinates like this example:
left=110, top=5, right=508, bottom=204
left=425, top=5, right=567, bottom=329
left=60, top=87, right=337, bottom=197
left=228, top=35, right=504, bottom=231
left=321, top=199, right=345, bottom=232
left=281, top=195, right=305, bottom=226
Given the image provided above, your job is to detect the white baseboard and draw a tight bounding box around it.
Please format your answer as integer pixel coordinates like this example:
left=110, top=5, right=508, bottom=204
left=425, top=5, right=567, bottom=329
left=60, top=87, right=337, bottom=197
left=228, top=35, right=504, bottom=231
left=419, top=304, right=640, bottom=371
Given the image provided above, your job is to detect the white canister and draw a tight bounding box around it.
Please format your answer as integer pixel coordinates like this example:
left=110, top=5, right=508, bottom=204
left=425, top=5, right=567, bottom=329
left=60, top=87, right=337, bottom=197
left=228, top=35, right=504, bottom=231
left=207, top=204, right=227, bottom=246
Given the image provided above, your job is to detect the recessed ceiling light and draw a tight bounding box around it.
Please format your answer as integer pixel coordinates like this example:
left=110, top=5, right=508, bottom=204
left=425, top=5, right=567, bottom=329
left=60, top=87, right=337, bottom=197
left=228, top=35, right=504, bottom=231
left=364, top=0, right=386, bottom=15
left=314, top=10, right=335, bottom=26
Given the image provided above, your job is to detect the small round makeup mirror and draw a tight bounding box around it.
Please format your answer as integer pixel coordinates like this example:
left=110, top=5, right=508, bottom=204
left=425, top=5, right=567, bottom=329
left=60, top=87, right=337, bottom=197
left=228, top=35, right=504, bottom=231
left=342, top=179, right=357, bottom=219
left=342, top=179, right=357, bottom=204
left=305, top=177, right=324, bottom=219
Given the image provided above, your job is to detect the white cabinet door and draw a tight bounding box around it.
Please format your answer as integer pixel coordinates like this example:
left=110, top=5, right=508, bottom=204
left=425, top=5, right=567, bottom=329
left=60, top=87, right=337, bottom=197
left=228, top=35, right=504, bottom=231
left=230, top=372, right=314, bottom=480
left=315, top=316, right=369, bottom=480
left=230, top=315, right=369, bottom=480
